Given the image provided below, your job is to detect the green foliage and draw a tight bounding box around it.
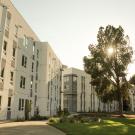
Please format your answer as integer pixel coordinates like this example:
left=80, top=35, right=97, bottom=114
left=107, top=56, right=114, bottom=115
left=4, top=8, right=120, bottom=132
left=84, top=25, right=133, bottom=113
left=30, top=115, right=48, bottom=121
left=57, top=108, right=70, bottom=117
left=129, top=74, right=135, bottom=85
left=52, top=118, right=135, bottom=135
left=49, top=117, right=60, bottom=123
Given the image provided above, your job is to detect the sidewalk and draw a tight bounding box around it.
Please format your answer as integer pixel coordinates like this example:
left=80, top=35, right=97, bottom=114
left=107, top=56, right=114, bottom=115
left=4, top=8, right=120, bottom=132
left=0, top=121, right=12, bottom=124
left=0, top=121, right=66, bottom=135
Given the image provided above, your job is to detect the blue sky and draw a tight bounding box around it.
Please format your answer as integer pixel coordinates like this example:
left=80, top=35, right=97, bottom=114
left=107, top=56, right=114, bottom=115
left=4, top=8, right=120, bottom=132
left=12, top=0, right=135, bottom=78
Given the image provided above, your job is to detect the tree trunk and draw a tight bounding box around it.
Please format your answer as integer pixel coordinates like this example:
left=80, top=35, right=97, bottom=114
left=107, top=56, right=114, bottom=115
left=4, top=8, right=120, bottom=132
left=116, top=78, right=123, bottom=115
left=98, top=98, right=100, bottom=112
left=119, top=97, right=123, bottom=115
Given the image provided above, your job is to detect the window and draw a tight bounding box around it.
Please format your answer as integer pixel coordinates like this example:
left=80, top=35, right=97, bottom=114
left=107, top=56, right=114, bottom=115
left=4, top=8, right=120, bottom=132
left=10, top=71, right=14, bottom=82
left=0, top=96, right=2, bottom=110
left=36, top=61, right=39, bottom=72
left=1, top=68, right=4, bottom=78
left=8, top=97, right=11, bottom=107
left=36, top=73, right=38, bottom=80
left=18, top=98, right=21, bottom=111
left=35, top=83, right=37, bottom=92
left=31, top=75, right=33, bottom=82
left=32, top=55, right=35, bottom=60
left=37, top=49, right=39, bottom=58
left=13, top=48, right=16, bottom=57
left=81, top=76, right=85, bottom=91
left=30, top=89, right=32, bottom=97
left=3, top=41, right=7, bottom=54
left=33, top=44, right=35, bottom=53
left=18, top=98, right=24, bottom=111
left=23, top=35, right=28, bottom=48
left=64, top=76, right=69, bottom=83
left=22, top=55, right=27, bottom=68
left=22, top=99, right=24, bottom=110
left=6, top=12, right=11, bottom=28
left=14, top=25, right=18, bottom=37
left=32, top=62, right=34, bottom=72
left=31, top=75, right=33, bottom=88
left=73, top=76, right=77, bottom=82
left=72, top=75, right=77, bottom=90
left=20, top=76, right=25, bottom=89
left=34, top=95, right=37, bottom=106
left=13, top=40, right=17, bottom=57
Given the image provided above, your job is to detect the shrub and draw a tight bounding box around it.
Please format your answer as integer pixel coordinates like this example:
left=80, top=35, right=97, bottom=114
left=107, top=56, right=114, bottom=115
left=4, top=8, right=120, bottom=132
left=14, top=117, right=25, bottom=122
left=49, top=117, right=59, bottom=123
left=30, top=115, right=48, bottom=121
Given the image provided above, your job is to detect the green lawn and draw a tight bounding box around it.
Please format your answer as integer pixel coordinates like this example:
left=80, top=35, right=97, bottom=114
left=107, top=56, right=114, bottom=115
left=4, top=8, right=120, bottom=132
left=51, top=118, right=135, bottom=135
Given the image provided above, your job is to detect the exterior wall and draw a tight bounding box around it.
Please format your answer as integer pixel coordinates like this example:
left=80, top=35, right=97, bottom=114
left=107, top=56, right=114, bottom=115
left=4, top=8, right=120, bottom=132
left=0, top=0, right=62, bottom=120
left=0, top=0, right=39, bottom=120
left=62, top=68, right=92, bottom=113
left=62, top=68, right=118, bottom=113
left=37, top=42, right=62, bottom=116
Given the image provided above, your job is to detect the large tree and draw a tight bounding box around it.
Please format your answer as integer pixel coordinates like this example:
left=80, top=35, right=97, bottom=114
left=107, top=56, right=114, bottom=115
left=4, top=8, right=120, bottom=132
left=129, top=74, right=135, bottom=85
left=84, top=25, right=133, bottom=114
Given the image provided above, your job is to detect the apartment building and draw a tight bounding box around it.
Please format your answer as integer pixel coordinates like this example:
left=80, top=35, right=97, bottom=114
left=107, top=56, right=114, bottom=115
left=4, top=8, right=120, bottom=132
left=62, top=68, right=118, bottom=113
left=0, top=0, right=133, bottom=120
left=36, top=42, right=62, bottom=116
left=0, top=0, right=62, bottom=120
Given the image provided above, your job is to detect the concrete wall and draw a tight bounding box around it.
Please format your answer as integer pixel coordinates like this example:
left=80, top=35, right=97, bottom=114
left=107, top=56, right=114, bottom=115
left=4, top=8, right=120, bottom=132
left=37, top=42, right=62, bottom=116
left=0, top=0, right=40, bottom=120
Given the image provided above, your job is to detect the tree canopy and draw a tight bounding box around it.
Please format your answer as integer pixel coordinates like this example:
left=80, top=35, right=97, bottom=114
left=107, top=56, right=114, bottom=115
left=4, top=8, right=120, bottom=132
left=129, top=74, right=135, bottom=85
left=84, top=25, right=133, bottom=113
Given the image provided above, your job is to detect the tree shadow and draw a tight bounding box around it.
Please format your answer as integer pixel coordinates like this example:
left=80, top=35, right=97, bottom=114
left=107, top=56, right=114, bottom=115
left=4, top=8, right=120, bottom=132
left=53, top=118, right=135, bottom=135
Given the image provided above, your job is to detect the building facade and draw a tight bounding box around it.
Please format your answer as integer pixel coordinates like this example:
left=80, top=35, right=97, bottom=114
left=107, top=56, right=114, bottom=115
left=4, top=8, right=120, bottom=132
left=62, top=68, right=119, bottom=113
left=0, top=0, right=62, bottom=120
left=0, top=0, right=134, bottom=121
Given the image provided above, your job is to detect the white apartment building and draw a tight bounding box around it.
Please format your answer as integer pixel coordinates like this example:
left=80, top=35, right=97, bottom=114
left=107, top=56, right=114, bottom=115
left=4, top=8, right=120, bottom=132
left=36, top=42, right=62, bottom=117
left=0, top=0, right=62, bottom=120
left=62, top=68, right=118, bottom=113
left=0, top=0, right=133, bottom=121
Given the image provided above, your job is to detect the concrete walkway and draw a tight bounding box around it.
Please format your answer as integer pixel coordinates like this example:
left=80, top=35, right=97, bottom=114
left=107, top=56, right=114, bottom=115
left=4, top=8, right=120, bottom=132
left=0, top=121, right=65, bottom=135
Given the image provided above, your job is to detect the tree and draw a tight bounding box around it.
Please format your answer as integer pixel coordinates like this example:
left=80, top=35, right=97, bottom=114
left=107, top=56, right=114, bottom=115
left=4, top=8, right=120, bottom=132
left=84, top=25, right=133, bottom=114
left=129, top=74, right=135, bottom=85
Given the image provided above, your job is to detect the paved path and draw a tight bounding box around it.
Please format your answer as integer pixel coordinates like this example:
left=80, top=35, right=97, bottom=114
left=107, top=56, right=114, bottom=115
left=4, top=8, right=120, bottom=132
left=0, top=121, right=65, bottom=135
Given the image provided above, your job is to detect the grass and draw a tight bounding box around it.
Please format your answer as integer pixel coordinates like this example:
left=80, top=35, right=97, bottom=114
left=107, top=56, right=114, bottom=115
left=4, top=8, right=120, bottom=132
left=51, top=118, right=135, bottom=135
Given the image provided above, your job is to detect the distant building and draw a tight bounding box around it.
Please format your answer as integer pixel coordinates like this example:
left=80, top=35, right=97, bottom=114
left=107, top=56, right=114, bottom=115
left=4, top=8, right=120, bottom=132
left=61, top=68, right=118, bottom=113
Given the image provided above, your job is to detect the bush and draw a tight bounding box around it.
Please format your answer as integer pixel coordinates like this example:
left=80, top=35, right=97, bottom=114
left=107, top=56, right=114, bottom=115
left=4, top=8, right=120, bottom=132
left=49, top=117, right=60, bottom=123
left=14, top=117, right=25, bottom=122
left=59, top=116, right=68, bottom=123
left=57, top=108, right=70, bottom=117
left=30, top=115, right=48, bottom=121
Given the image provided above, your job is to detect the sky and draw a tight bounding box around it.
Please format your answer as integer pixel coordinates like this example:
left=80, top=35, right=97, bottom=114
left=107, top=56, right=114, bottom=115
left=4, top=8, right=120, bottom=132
left=12, top=0, right=135, bottom=78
